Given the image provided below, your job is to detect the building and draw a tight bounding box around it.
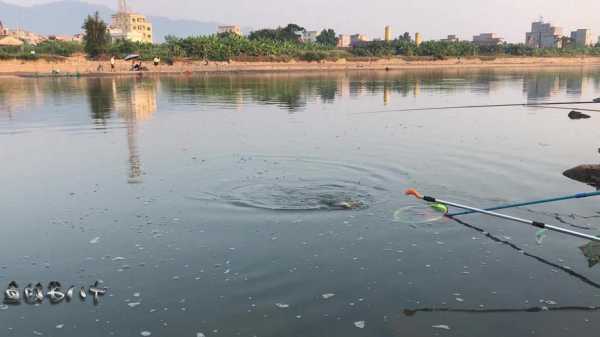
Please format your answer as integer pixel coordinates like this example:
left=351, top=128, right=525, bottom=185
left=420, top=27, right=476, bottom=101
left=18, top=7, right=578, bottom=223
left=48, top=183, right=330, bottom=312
left=472, top=33, right=503, bottom=46
left=350, top=34, right=369, bottom=46
left=218, top=25, right=242, bottom=36
left=384, top=26, right=392, bottom=42
left=526, top=21, right=563, bottom=48
left=0, top=36, right=24, bottom=47
left=570, top=29, right=593, bottom=47
left=0, top=21, right=7, bottom=36
left=109, top=0, right=153, bottom=43
left=441, top=35, right=459, bottom=43
left=302, top=30, right=318, bottom=43
left=415, top=33, right=422, bottom=46
left=337, top=34, right=351, bottom=48
left=9, top=29, right=46, bottom=45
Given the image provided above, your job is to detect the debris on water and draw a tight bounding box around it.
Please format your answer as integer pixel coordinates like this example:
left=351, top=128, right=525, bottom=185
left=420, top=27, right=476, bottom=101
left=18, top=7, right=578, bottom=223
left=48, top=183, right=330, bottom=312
left=33, top=331, right=43, bottom=336
left=133, top=292, right=141, bottom=297
left=128, top=302, right=141, bottom=308
left=275, top=303, right=289, bottom=308
left=112, top=257, right=126, bottom=261
left=296, top=315, right=302, bottom=319
left=140, top=331, right=151, bottom=336
left=455, top=298, right=464, bottom=302
left=535, top=229, right=547, bottom=245
left=432, top=325, right=451, bottom=330
left=354, top=321, right=366, bottom=329
left=322, top=293, right=335, bottom=299
left=89, top=237, right=100, bottom=244
left=197, top=333, right=206, bottom=337
left=568, top=110, right=591, bottom=120
left=55, top=324, right=64, bottom=329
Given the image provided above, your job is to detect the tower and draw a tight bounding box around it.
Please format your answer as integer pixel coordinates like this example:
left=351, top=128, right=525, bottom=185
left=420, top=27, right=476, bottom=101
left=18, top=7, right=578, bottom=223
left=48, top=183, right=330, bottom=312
left=118, top=0, right=128, bottom=13
left=384, top=26, right=391, bottom=42
left=415, top=32, right=422, bottom=46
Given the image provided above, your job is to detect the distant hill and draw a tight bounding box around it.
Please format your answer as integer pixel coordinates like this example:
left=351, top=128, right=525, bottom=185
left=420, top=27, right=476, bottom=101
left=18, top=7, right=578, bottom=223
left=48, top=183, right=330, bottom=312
left=0, top=0, right=223, bottom=42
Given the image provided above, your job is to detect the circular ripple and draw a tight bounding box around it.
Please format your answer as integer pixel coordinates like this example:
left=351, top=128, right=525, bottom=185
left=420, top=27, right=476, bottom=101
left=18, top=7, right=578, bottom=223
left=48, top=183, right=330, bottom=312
left=224, top=180, right=374, bottom=211
left=187, top=155, right=406, bottom=212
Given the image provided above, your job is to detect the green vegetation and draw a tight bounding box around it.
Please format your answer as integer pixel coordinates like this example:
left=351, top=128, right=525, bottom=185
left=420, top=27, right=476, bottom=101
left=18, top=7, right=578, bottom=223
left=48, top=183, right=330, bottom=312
left=316, top=29, right=337, bottom=47
left=82, top=12, right=110, bottom=57
left=3, top=16, right=600, bottom=63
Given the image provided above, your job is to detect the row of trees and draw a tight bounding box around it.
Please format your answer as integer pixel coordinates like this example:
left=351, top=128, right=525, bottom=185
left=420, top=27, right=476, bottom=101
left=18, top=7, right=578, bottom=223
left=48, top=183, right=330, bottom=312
left=4, top=13, right=600, bottom=62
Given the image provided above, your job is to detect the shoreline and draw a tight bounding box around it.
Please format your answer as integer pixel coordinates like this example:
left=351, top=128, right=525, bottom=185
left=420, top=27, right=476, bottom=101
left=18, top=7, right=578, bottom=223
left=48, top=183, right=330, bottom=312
left=2, top=55, right=600, bottom=77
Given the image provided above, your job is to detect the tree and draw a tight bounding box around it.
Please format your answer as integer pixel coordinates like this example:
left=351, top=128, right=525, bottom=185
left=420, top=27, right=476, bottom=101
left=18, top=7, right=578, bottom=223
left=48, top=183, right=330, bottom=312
left=249, top=23, right=305, bottom=42
left=82, top=12, right=110, bottom=58
left=316, top=29, right=337, bottom=46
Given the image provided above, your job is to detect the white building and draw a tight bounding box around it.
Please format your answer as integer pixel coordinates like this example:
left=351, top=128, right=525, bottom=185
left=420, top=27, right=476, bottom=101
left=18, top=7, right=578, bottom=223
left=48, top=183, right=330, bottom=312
left=109, top=0, right=153, bottom=43
left=302, top=31, right=318, bottom=43
left=570, top=29, right=593, bottom=47
left=337, top=34, right=351, bottom=48
left=472, top=33, right=503, bottom=46
left=218, top=25, right=242, bottom=36
left=526, top=21, right=563, bottom=48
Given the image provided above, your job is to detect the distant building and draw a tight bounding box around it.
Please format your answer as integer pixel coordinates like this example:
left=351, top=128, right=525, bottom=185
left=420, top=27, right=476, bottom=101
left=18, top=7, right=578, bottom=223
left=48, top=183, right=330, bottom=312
left=109, top=0, right=153, bottom=43
left=384, top=26, right=392, bottom=42
left=0, top=36, right=24, bottom=47
left=218, top=25, right=242, bottom=36
left=337, top=34, right=351, bottom=48
left=302, top=30, right=318, bottom=43
left=49, top=34, right=84, bottom=43
left=9, top=29, right=46, bottom=45
left=415, top=33, right=422, bottom=46
left=526, top=21, right=563, bottom=48
left=0, top=21, right=7, bottom=36
left=472, top=33, right=503, bottom=46
left=350, top=34, right=369, bottom=46
left=570, top=29, right=593, bottom=47
left=441, top=35, right=459, bottom=43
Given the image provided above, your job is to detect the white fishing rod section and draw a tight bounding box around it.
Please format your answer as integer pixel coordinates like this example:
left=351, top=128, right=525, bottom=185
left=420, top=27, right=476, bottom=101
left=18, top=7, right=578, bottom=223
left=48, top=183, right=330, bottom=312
left=405, top=189, right=600, bottom=243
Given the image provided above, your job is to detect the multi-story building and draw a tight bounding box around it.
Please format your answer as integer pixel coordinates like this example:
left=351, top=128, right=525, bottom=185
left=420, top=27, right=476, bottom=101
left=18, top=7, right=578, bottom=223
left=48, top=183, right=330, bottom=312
left=350, top=34, right=369, bottom=46
left=472, top=33, right=503, bottom=46
left=415, top=33, right=422, bottom=46
left=526, top=21, right=563, bottom=48
left=441, top=35, right=459, bottom=43
left=384, top=26, right=392, bottom=42
left=218, top=25, right=242, bottom=36
left=302, top=30, right=318, bottom=43
left=109, top=1, right=153, bottom=43
left=337, top=34, right=351, bottom=48
left=570, top=29, right=593, bottom=47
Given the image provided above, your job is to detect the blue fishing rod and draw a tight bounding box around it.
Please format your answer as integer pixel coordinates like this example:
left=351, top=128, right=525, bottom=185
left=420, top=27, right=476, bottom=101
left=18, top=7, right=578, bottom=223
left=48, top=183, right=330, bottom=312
left=448, top=191, right=600, bottom=217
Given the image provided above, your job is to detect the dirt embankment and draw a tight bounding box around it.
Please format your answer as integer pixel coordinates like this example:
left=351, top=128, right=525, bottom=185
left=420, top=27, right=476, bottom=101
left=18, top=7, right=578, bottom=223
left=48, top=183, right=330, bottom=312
left=2, top=55, right=600, bottom=76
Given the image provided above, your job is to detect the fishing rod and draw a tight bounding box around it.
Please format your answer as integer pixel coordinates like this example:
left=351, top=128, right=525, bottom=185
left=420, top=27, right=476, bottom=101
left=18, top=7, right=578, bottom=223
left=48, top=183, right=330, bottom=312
left=448, top=191, right=600, bottom=217
left=405, top=189, right=600, bottom=242
left=356, top=97, right=600, bottom=114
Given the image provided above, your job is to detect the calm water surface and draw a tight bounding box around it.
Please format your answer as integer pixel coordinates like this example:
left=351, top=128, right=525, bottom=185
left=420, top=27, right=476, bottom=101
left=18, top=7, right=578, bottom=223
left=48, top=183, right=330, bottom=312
left=1, top=68, right=600, bottom=336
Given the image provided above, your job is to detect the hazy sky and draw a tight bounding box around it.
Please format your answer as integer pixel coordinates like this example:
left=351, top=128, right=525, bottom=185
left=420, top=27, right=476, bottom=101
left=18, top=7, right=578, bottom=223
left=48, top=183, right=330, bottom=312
left=6, top=0, right=600, bottom=42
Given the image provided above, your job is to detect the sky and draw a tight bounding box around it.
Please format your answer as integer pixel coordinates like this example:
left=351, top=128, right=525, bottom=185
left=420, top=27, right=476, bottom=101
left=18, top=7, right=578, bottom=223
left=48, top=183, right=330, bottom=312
left=6, top=0, right=600, bottom=43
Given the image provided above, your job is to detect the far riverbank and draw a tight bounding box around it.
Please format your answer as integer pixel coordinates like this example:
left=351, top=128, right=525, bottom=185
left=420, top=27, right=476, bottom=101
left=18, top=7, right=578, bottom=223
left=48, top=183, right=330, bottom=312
left=2, top=55, right=600, bottom=76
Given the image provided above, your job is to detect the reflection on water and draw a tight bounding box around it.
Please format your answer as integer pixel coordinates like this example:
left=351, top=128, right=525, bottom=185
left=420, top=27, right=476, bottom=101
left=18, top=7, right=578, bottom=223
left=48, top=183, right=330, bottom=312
left=2, top=68, right=600, bottom=337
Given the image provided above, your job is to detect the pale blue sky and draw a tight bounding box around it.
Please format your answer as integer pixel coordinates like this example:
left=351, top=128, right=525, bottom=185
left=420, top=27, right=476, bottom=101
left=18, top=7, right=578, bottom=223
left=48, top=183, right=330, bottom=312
left=6, top=0, right=600, bottom=43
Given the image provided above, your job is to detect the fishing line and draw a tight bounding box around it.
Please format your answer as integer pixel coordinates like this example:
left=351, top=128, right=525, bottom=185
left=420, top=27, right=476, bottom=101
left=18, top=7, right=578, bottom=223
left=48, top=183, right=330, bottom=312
left=450, top=217, right=600, bottom=289
left=352, top=98, right=600, bottom=115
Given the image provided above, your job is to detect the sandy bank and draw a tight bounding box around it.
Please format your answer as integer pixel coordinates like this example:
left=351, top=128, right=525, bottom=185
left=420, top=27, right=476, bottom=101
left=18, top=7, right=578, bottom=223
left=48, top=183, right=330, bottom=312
left=2, top=55, right=600, bottom=76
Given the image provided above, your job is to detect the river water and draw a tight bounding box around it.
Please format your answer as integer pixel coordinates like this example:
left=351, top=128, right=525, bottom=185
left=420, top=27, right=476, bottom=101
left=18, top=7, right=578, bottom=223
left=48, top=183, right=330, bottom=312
left=1, top=68, right=600, bottom=336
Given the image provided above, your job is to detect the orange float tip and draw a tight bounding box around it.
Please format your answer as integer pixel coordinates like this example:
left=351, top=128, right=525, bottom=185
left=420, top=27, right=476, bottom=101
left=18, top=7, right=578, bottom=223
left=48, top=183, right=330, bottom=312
left=404, top=188, right=423, bottom=199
